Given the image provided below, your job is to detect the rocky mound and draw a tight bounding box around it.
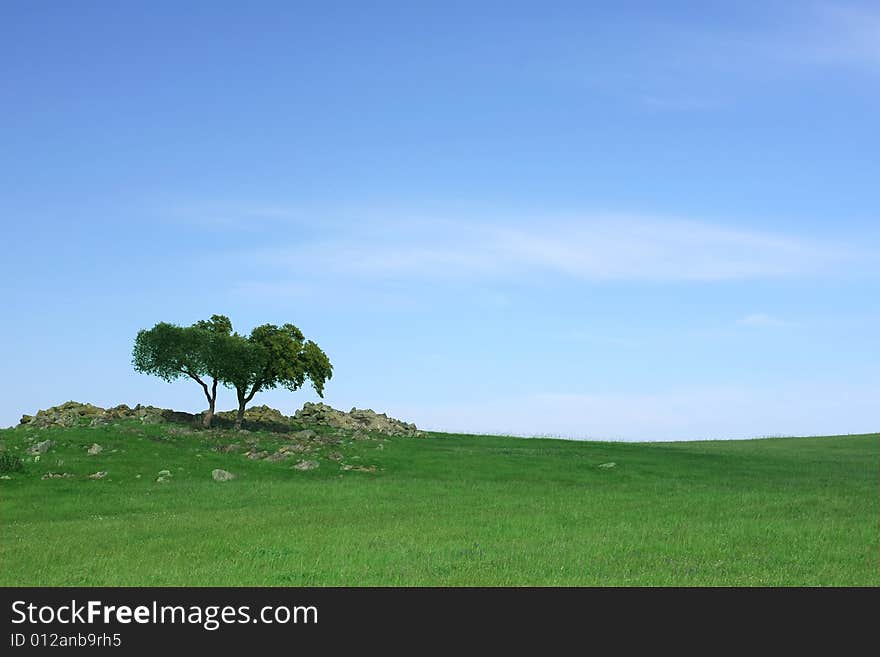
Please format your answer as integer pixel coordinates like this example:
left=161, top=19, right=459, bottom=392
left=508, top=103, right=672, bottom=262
left=214, top=405, right=289, bottom=426
left=18, top=401, right=423, bottom=437
left=294, top=402, right=422, bottom=437
left=19, top=401, right=197, bottom=428
left=20, top=401, right=104, bottom=427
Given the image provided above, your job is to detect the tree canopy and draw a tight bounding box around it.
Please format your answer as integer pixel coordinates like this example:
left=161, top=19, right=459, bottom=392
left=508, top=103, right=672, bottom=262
left=224, top=323, right=333, bottom=429
left=132, top=316, right=332, bottom=429
left=132, top=318, right=230, bottom=427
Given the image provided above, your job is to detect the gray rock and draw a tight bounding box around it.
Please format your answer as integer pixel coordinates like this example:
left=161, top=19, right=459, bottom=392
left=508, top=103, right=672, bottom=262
left=293, top=460, right=319, bottom=471
left=214, top=405, right=289, bottom=426
left=293, top=402, right=423, bottom=437
left=89, top=471, right=108, bottom=479
left=41, top=472, right=73, bottom=480
left=87, top=443, right=103, bottom=455
left=341, top=464, right=378, bottom=473
left=20, top=402, right=105, bottom=428
left=597, top=462, right=617, bottom=469
left=212, top=469, right=235, bottom=482
left=27, top=440, right=54, bottom=455
left=18, top=402, right=204, bottom=429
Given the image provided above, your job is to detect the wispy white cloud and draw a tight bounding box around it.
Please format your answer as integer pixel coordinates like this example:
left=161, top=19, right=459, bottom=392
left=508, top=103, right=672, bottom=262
left=556, top=331, right=642, bottom=348
left=228, top=278, right=426, bottom=311
left=230, top=281, right=315, bottom=299
left=243, top=214, right=854, bottom=285
left=641, top=95, right=726, bottom=111
left=792, top=2, right=880, bottom=67
left=707, top=2, right=880, bottom=71
left=564, top=2, right=880, bottom=110
left=163, top=201, right=311, bottom=229
left=736, top=313, right=789, bottom=328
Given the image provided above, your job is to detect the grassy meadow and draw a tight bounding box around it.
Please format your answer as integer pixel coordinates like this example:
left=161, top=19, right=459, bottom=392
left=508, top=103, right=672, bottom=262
left=0, top=421, right=877, bottom=586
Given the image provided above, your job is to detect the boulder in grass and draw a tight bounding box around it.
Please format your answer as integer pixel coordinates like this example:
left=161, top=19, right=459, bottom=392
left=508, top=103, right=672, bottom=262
left=341, top=464, right=378, bottom=473
left=41, top=472, right=73, bottom=480
left=212, top=469, right=235, bottom=482
left=27, top=440, right=54, bottom=455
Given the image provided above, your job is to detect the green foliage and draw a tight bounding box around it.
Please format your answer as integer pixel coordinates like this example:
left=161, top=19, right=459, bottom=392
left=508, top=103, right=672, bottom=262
left=243, top=323, right=333, bottom=397
left=132, top=316, right=332, bottom=425
left=132, top=322, right=206, bottom=383
left=192, top=315, right=236, bottom=382
left=216, top=332, right=263, bottom=396
left=193, top=314, right=233, bottom=337
left=0, top=452, right=25, bottom=474
left=133, top=315, right=237, bottom=383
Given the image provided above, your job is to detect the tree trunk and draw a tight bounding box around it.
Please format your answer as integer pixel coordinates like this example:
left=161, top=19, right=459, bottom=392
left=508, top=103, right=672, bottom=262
left=198, top=378, right=219, bottom=428
left=234, top=382, right=260, bottom=431
left=202, top=378, right=218, bottom=428
left=234, top=399, right=246, bottom=431
left=202, top=399, right=215, bottom=428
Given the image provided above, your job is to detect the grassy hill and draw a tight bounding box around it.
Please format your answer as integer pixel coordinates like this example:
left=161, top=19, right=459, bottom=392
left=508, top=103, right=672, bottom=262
left=1, top=420, right=877, bottom=586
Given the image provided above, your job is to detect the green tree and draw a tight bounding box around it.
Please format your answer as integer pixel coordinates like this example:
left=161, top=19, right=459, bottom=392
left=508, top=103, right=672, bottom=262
left=132, top=316, right=232, bottom=428
left=191, top=314, right=235, bottom=427
left=134, top=317, right=331, bottom=430
left=223, top=323, right=333, bottom=430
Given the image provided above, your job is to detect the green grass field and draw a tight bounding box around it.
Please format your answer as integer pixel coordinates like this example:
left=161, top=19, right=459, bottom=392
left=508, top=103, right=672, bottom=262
left=1, top=421, right=877, bottom=586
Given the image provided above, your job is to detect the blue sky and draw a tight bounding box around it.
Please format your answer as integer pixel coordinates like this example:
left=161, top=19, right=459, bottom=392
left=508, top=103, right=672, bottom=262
left=1, top=1, right=877, bottom=439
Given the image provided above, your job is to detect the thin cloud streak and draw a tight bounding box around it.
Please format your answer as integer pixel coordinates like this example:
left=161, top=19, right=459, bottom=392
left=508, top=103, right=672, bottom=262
left=242, top=215, right=854, bottom=284
left=796, top=2, right=880, bottom=66
left=737, top=313, right=789, bottom=328
left=556, top=2, right=880, bottom=110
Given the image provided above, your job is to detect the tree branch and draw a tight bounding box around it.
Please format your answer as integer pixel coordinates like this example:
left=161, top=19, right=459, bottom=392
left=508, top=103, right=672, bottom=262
left=182, top=369, right=212, bottom=405
left=245, top=380, right=262, bottom=404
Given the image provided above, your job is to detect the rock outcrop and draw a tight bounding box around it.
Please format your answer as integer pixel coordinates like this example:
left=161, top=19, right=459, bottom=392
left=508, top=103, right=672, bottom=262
left=19, top=401, right=200, bottom=429
left=18, top=401, right=423, bottom=437
left=294, top=403, right=422, bottom=437
left=21, top=402, right=105, bottom=428
left=214, top=405, right=289, bottom=427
